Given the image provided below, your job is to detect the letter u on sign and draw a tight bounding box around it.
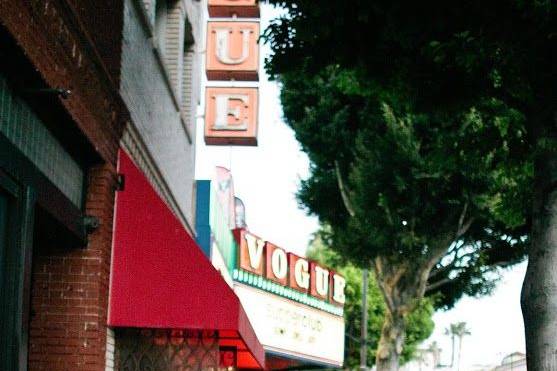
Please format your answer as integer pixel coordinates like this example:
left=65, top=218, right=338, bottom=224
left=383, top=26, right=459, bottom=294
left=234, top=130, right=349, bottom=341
left=310, top=262, right=330, bottom=299
left=206, top=22, right=260, bottom=81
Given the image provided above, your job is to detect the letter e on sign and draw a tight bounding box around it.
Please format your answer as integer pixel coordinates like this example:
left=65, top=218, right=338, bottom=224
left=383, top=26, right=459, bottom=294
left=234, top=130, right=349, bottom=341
left=205, top=87, right=258, bottom=146
left=265, top=242, right=288, bottom=285
left=238, top=230, right=265, bottom=275
left=288, top=253, right=309, bottom=293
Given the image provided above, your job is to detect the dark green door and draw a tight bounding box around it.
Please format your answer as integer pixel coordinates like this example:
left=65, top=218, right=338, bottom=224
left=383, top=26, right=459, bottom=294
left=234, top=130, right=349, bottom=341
left=0, top=189, right=8, bottom=301
left=0, top=173, right=34, bottom=371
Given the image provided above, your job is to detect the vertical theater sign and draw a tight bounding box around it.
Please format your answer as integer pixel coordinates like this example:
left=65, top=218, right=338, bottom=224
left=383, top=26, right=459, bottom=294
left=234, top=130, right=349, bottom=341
left=205, top=1, right=260, bottom=146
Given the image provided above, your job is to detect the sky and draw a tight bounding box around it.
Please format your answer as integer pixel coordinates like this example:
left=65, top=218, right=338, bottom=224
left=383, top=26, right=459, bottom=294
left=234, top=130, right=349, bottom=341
left=195, top=3, right=527, bottom=369
left=429, top=261, right=527, bottom=369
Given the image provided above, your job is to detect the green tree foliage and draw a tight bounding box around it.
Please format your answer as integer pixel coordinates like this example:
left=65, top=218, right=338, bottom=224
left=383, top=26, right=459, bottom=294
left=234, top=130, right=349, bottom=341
left=276, top=66, right=529, bottom=369
left=261, top=1, right=557, bottom=368
left=280, top=63, right=529, bottom=300
left=307, top=234, right=434, bottom=368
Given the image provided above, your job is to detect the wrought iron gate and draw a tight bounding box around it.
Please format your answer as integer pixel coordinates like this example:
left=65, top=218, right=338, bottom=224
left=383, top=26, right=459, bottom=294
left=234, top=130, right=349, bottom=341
left=117, top=329, right=220, bottom=371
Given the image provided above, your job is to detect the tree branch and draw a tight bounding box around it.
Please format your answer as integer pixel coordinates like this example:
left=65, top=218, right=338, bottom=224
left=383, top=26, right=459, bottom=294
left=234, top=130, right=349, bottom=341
left=334, top=160, right=356, bottom=217
left=424, top=231, right=456, bottom=272
left=457, top=217, right=475, bottom=238
left=457, top=201, right=468, bottom=233
left=425, top=277, right=453, bottom=293
left=456, top=201, right=475, bottom=238
left=426, top=257, right=516, bottom=294
left=428, top=249, right=460, bottom=280
left=387, top=265, right=408, bottom=289
left=373, top=257, right=396, bottom=314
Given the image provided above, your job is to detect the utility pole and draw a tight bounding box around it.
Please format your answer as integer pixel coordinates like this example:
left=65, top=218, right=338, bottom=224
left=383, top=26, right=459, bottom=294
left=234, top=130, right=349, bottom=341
left=360, top=269, right=368, bottom=370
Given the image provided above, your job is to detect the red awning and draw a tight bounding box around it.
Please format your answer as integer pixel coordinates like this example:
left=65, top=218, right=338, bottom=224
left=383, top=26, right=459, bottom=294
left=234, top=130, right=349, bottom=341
left=108, top=150, right=265, bottom=369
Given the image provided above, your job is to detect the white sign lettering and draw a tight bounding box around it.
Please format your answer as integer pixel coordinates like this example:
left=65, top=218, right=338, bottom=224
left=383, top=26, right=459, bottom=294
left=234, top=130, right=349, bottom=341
left=215, top=27, right=251, bottom=65
left=214, top=94, right=248, bottom=130
left=332, top=275, right=346, bottom=304
left=244, top=233, right=265, bottom=270
left=294, top=259, right=310, bottom=289
left=314, top=266, right=329, bottom=297
left=271, top=248, right=288, bottom=279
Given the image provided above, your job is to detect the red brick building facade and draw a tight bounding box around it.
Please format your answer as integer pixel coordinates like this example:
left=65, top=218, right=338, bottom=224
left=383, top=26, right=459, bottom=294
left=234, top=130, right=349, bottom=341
left=0, top=1, right=127, bottom=369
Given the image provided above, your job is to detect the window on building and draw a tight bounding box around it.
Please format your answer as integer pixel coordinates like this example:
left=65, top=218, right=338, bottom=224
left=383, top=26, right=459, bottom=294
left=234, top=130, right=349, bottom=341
left=143, top=0, right=157, bottom=27
left=181, top=18, right=196, bottom=126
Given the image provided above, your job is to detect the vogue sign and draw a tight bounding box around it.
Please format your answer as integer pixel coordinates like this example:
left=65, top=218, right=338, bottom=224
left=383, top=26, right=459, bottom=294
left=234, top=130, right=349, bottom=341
left=233, top=229, right=346, bottom=306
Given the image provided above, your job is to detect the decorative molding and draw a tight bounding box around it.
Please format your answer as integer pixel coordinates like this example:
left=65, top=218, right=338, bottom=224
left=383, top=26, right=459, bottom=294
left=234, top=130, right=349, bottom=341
left=105, top=328, right=115, bottom=371
left=233, top=270, right=344, bottom=317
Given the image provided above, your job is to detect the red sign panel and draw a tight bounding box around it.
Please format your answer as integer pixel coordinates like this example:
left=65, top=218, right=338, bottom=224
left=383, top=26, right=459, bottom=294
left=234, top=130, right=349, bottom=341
left=205, top=87, right=258, bottom=146
left=310, top=262, right=330, bottom=300
left=206, top=21, right=259, bottom=81
left=208, top=0, right=260, bottom=18
left=288, top=253, right=310, bottom=293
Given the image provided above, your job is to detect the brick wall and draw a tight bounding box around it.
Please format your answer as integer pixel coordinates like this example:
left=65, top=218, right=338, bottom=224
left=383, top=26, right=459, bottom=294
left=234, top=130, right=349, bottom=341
left=0, top=0, right=127, bottom=166
left=67, top=0, right=125, bottom=85
left=28, top=165, right=118, bottom=371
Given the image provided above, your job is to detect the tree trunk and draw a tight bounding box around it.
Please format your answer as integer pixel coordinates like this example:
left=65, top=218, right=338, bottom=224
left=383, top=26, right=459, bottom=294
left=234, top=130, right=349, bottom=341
left=375, top=309, right=406, bottom=371
left=457, top=335, right=463, bottom=371
left=450, top=335, right=455, bottom=368
left=521, top=139, right=557, bottom=370
left=373, top=257, right=437, bottom=371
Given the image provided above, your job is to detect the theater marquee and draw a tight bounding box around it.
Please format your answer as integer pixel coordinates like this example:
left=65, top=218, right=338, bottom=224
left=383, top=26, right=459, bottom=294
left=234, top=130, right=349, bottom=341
left=234, top=284, right=345, bottom=366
